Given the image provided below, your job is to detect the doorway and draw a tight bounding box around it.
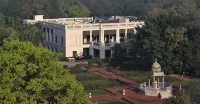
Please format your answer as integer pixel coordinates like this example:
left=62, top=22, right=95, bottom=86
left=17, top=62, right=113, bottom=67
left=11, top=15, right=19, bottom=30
left=73, top=51, right=77, bottom=57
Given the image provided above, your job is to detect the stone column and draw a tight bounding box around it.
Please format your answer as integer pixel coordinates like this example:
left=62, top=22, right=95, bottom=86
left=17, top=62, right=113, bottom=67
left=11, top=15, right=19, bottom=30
left=134, top=28, right=136, bottom=34
left=111, top=35, right=114, bottom=42
left=155, top=80, right=158, bottom=88
left=157, top=78, right=160, bottom=88
left=116, top=29, right=120, bottom=43
left=100, top=30, right=104, bottom=43
left=100, top=49, right=105, bottom=59
left=90, top=30, right=92, bottom=42
left=125, top=29, right=127, bottom=40
left=153, top=76, right=155, bottom=88
left=162, top=76, right=164, bottom=88
left=110, top=49, right=113, bottom=58
left=123, top=90, right=125, bottom=95
left=45, top=28, right=48, bottom=41
left=148, top=77, right=151, bottom=87
left=49, top=29, right=52, bottom=43
left=89, top=93, right=91, bottom=98
left=89, top=47, right=94, bottom=58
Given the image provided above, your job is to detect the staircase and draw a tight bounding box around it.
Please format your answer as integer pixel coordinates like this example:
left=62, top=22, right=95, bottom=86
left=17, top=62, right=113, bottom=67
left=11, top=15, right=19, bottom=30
left=159, top=91, right=173, bottom=99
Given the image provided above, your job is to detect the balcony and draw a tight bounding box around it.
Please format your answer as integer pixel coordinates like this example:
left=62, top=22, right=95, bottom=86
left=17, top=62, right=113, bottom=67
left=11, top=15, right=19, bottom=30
left=90, top=41, right=115, bottom=48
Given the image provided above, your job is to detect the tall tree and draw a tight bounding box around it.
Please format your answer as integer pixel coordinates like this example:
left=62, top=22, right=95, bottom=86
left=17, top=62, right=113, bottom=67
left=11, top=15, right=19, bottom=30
left=184, top=22, right=200, bottom=75
left=0, top=25, right=19, bottom=46
left=134, top=10, right=187, bottom=73
left=17, top=23, right=44, bottom=46
left=0, top=41, right=92, bottom=104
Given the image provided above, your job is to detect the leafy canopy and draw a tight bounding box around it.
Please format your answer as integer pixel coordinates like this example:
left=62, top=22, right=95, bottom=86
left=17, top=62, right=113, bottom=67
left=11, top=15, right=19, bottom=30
left=0, top=41, right=92, bottom=104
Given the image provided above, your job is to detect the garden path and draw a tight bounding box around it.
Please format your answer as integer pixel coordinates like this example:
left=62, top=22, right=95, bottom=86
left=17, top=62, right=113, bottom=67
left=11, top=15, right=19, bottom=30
left=89, top=67, right=164, bottom=104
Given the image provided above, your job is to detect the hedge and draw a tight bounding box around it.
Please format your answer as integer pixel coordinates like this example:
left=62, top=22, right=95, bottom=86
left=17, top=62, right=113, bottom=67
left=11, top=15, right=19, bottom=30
left=75, top=73, right=105, bottom=81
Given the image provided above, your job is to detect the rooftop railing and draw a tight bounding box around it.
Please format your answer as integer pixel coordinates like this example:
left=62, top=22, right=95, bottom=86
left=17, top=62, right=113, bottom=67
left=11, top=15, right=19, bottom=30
left=66, top=22, right=144, bottom=29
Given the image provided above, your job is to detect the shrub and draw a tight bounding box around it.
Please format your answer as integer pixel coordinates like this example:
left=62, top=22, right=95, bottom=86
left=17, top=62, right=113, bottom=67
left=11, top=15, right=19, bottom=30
left=70, top=64, right=84, bottom=74
left=87, top=58, right=104, bottom=68
left=63, top=65, right=69, bottom=69
left=75, top=73, right=104, bottom=81
left=74, top=64, right=82, bottom=70
left=83, top=55, right=93, bottom=60
left=96, top=58, right=104, bottom=68
left=87, top=59, right=94, bottom=69
left=82, top=80, right=119, bottom=90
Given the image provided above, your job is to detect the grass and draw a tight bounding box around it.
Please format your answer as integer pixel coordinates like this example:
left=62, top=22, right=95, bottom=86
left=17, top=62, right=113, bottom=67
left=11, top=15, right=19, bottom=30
left=72, top=69, right=120, bottom=96
left=112, top=69, right=192, bottom=87
left=132, top=97, right=156, bottom=103
left=75, top=73, right=105, bottom=81
left=98, top=100, right=131, bottom=104
left=165, top=76, right=188, bottom=86
left=81, top=79, right=120, bottom=90
left=113, top=70, right=149, bottom=83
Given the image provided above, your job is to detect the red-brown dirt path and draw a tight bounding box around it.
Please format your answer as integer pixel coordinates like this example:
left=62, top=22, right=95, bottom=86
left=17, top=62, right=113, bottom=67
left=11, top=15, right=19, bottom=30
left=89, top=67, right=164, bottom=104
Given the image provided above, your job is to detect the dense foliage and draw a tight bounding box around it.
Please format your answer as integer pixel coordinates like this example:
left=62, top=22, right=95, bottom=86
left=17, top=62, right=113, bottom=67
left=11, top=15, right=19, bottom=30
left=0, top=0, right=90, bottom=18
left=1, top=0, right=200, bottom=19
left=0, top=41, right=92, bottom=104
left=0, top=13, right=44, bottom=46
left=87, top=58, right=104, bottom=68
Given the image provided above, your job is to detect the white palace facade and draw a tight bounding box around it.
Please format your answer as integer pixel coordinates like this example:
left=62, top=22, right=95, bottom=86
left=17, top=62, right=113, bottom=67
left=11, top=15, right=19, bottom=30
left=23, top=15, right=144, bottom=59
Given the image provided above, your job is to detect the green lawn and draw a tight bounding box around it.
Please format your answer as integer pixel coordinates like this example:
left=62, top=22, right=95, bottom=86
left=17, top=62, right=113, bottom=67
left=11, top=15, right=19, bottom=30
left=72, top=70, right=120, bottom=96
left=112, top=70, right=192, bottom=87
left=132, top=97, right=156, bottom=103
left=81, top=79, right=120, bottom=91
left=113, top=70, right=149, bottom=83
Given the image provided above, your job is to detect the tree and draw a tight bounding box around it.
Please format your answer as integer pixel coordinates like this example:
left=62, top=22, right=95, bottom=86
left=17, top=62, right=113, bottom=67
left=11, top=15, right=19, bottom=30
left=0, top=41, right=92, bottom=104
left=17, top=23, right=44, bottom=46
left=133, top=10, right=187, bottom=73
left=0, top=25, right=19, bottom=46
left=188, top=81, right=200, bottom=104
left=184, top=22, right=200, bottom=75
left=0, top=13, right=5, bottom=24
left=164, top=91, right=190, bottom=104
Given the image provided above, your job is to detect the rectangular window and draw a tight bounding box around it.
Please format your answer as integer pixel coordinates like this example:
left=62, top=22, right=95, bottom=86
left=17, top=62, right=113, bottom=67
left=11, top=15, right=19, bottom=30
left=51, top=29, right=53, bottom=34
left=61, top=37, right=64, bottom=45
left=51, top=29, right=54, bottom=42
left=55, top=36, right=57, bottom=43
left=47, top=28, right=50, bottom=41
left=52, top=34, right=54, bottom=42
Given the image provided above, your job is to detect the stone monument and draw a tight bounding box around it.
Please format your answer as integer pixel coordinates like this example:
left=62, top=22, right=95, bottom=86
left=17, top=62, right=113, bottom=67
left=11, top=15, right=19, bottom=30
left=139, top=59, right=173, bottom=99
left=150, top=58, right=165, bottom=88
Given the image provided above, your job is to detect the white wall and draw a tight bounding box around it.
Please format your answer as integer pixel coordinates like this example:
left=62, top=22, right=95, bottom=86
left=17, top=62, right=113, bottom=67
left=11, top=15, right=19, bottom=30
left=43, top=24, right=66, bottom=55
left=65, top=29, right=83, bottom=57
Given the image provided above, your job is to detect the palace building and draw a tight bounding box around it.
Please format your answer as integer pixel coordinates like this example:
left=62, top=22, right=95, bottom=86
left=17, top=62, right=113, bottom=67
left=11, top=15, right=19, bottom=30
left=23, top=15, right=144, bottom=59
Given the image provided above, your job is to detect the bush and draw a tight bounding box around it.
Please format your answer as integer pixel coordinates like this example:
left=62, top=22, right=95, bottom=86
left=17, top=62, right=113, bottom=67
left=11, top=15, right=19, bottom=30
left=63, top=65, right=69, bottom=69
left=94, top=58, right=104, bottom=68
left=87, top=59, right=94, bottom=69
left=75, top=73, right=104, bottom=81
left=83, top=55, right=93, bottom=60
left=74, top=64, right=82, bottom=70
left=87, top=58, right=104, bottom=68
left=82, top=80, right=119, bottom=90
left=70, top=64, right=84, bottom=74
